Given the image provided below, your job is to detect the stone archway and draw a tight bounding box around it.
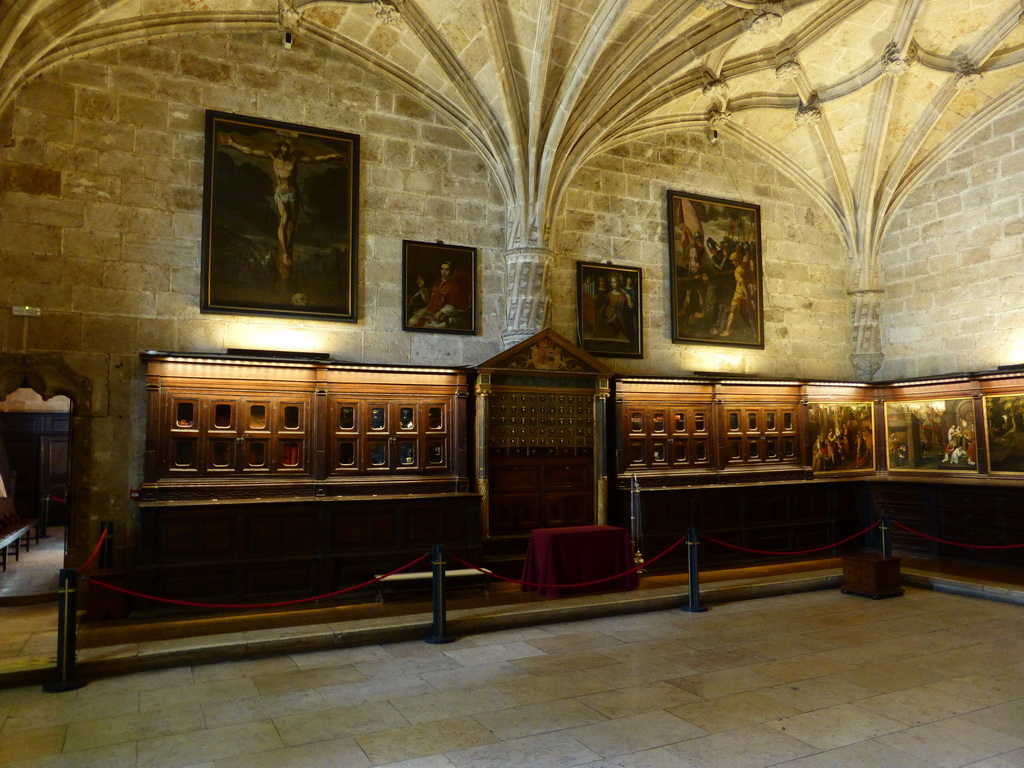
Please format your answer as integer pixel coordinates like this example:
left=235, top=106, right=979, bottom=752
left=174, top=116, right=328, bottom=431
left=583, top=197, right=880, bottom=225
left=0, top=353, right=95, bottom=558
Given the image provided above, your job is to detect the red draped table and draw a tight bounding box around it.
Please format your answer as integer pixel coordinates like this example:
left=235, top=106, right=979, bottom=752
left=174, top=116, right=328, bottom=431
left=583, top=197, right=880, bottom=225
left=521, top=525, right=639, bottom=598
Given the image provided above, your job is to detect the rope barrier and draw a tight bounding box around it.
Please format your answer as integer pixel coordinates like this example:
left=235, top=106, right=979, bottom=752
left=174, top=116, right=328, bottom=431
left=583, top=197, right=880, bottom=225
left=48, top=495, right=67, bottom=503
left=76, top=528, right=108, bottom=572
left=701, top=521, right=880, bottom=556
left=891, top=520, right=1024, bottom=550
left=448, top=535, right=688, bottom=590
left=85, top=552, right=430, bottom=610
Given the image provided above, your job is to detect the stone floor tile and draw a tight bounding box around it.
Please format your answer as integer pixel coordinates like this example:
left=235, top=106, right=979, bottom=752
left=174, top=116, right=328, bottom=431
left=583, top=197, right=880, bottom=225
left=420, top=660, right=533, bottom=691
left=0, top=725, right=67, bottom=764
left=764, top=702, right=907, bottom=750
left=201, top=688, right=327, bottom=728
left=354, top=716, right=498, bottom=765
left=667, top=666, right=782, bottom=698
left=569, top=710, right=706, bottom=758
left=441, top=640, right=547, bottom=667
left=494, top=668, right=615, bottom=705
left=138, top=677, right=261, bottom=713
left=63, top=703, right=205, bottom=751
left=136, top=720, right=283, bottom=768
left=877, top=716, right=1024, bottom=768
left=5, top=742, right=137, bottom=768
left=212, top=734, right=371, bottom=767
left=854, top=685, right=985, bottom=726
left=471, top=697, right=606, bottom=740
left=273, top=699, right=409, bottom=746
left=667, top=690, right=802, bottom=733
left=250, top=664, right=365, bottom=696
left=578, top=680, right=700, bottom=719
left=446, top=730, right=601, bottom=768
left=390, top=684, right=517, bottom=724
left=664, top=722, right=819, bottom=768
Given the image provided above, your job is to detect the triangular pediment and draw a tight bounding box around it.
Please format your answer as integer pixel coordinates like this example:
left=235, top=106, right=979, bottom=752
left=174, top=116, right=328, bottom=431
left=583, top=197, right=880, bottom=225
left=476, top=329, right=612, bottom=376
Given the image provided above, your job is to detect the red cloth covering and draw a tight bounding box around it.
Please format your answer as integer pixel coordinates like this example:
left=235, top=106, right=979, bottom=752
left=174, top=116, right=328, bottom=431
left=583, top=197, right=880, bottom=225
left=521, top=525, right=639, bottom=598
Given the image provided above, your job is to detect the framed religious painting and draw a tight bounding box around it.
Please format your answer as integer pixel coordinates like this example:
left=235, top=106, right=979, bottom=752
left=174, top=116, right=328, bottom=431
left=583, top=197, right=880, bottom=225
left=667, top=190, right=764, bottom=348
left=984, top=394, right=1024, bottom=473
left=576, top=261, right=643, bottom=358
left=807, top=402, right=875, bottom=473
left=884, top=399, right=978, bottom=472
left=402, top=240, right=477, bottom=334
left=201, top=110, right=359, bottom=321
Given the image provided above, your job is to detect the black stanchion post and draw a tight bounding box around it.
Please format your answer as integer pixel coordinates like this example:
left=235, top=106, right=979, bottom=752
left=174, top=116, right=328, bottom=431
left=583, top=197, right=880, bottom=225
left=880, top=514, right=892, bottom=558
left=100, top=521, right=114, bottom=569
left=43, top=568, right=86, bottom=692
left=425, top=544, right=454, bottom=644
left=681, top=527, right=708, bottom=613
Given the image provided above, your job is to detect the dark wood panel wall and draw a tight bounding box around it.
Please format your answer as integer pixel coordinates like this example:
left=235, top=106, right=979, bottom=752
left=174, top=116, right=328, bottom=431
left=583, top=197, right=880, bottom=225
left=134, top=349, right=1024, bottom=606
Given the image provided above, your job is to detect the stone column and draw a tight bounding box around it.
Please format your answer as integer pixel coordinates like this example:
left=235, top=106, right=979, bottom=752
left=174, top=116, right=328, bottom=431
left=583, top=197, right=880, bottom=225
left=849, top=288, right=884, bottom=381
left=502, top=245, right=553, bottom=348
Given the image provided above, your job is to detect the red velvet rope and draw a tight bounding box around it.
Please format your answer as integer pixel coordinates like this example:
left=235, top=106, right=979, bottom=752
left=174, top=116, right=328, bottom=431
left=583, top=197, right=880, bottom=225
left=48, top=494, right=67, bottom=503
left=77, top=528, right=108, bottom=572
left=448, top=535, right=688, bottom=589
left=891, top=520, right=1024, bottom=550
left=85, top=552, right=430, bottom=609
left=701, top=520, right=880, bottom=556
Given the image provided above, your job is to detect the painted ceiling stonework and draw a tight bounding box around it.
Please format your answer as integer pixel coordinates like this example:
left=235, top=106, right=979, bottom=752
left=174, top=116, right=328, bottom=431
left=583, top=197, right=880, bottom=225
left=2, top=0, right=1023, bottom=376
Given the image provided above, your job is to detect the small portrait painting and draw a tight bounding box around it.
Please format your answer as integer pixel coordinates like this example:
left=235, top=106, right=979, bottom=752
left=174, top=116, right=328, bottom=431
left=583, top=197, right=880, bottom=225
left=402, top=240, right=477, bottom=334
left=576, top=262, right=643, bottom=358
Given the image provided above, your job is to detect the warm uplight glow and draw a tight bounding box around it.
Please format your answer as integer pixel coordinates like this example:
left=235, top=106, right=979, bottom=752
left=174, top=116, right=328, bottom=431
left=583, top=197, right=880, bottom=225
left=225, top=325, right=326, bottom=356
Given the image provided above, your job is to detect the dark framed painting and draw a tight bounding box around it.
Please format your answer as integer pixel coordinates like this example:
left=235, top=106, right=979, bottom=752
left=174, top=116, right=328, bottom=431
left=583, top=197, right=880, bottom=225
left=984, top=395, right=1024, bottom=473
left=576, top=261, right=643, bottom=358
left=402, top=240, right=477, bottom=334
left=201, top=110, right=359, bottom=321
left=667, top=189, right=763, bottom=348
left=885, top=399, right=978, bottom=472
left=807, top=402, right=875, bottom=472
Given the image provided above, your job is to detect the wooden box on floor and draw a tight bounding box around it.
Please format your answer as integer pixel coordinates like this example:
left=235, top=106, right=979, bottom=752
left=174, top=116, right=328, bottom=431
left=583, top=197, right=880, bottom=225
left=841, top=553, right=903, bottom=598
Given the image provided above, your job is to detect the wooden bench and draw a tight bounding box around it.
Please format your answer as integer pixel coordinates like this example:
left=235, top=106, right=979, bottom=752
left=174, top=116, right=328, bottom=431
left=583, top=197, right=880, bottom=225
left=374, top=568, right=492, bottom=602
left=0, top=518, right=37, bottom=572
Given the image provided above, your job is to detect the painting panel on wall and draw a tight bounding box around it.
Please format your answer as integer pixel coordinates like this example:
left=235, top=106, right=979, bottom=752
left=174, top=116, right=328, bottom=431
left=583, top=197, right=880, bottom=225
left=667, top=190, right=763, bottom=348
left=402, top=240, right=477, bottom=334
left=576, top=261, right=643, bottom=358
left=201, top=110, right=359, bottom=321
left=885, top=399, right=978, bottom=472
left=984, top=395, right=1024, bottom=473
left=808, top=402, right=874, bottom=472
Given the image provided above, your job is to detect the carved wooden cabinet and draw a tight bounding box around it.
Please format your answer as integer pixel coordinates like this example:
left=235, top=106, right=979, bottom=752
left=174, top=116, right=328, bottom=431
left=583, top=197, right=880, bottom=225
left=137, top=353, right=477, bottom=602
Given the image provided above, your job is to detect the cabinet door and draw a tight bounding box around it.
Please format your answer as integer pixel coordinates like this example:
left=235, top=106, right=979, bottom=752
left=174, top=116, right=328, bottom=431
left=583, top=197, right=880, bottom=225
left=167, top=397, right=200, bottom=474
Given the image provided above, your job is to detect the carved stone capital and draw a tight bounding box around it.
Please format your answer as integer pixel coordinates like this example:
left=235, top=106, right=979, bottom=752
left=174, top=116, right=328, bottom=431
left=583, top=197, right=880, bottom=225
left=747, top=10, right=783, bottom=35
left=881, top=42, right=911, bottom=77
left=850, top=353, right=884, bottom=381
left=775, top=60, right=801, bottom=81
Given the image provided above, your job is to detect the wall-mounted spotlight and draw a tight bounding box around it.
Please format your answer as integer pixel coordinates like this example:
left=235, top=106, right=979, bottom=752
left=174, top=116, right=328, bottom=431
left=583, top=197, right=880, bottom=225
left=282, top=31, right=294, bottom=49
left=706, top=127, right=718, bottom=144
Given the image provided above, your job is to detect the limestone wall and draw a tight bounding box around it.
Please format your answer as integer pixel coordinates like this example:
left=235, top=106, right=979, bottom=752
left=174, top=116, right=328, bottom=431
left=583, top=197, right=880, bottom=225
left=878, top=99, right=1024, bottom=380
left=0, top=30, right=508, bottom=558
left=551, top=134, right=853, bottom=380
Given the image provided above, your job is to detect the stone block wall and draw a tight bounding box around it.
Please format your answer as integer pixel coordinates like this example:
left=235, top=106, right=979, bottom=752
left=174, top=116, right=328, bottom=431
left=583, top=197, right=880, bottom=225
left=0, top=30, right=508, bottom=558
left=551, top=133, right=854, bottom=380
left=878, top=98, right=1024, bottom=380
